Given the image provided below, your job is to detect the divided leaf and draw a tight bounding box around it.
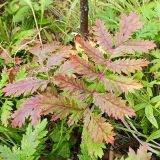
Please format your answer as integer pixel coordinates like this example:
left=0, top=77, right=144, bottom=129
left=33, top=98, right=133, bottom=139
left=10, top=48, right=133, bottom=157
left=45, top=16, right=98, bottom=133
left=57, top=60, right=76, bottom=75
left=93, top=92, right=135, bottom=120
left=47, top=46, right=71, bottom=69
left=2, top=78, right=48, bottom=97
left=1, top=100, right=13, bottom=126
left=0, top=119, right=48, bottom=160
left=81, top=127, right=106, bottom=158
left=90, top=12, right=156, bottom=58
left=76, top=37, right=106, bottom=65
left=11, top=96, right=44, bottom=127
left=20, top=119, right=48, bottom=159
left=112, top=40, right=156, bottom=57
left=67, top=54, right=99, bottom=80
left=29, top=42, right=60, bottom=56
left=127, top=145, right=151, bottom=160
left=94, top=19, right=113, bottom=50
left=55, top=74, right=90, bottom=99
left=115, top=12, right=144, bottom=45
left=15, top=67, right=27, bottom=81
left=0, top=145, right=20, bottom=160
left=101, top=75, right=142, bottom=93
left=106, top=59, right=150, bottom=74
left=41, top=95, right=84, bottom=126
left=83, top=111, right=114, bottom=144
left=29, top=42, right=72, bottom=72
left=1, top=12, right=156, bottom=159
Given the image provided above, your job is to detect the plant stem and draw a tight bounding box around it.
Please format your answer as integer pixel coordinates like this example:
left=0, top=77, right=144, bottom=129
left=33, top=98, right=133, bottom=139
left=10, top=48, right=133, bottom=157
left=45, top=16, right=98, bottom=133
left=80, top=0, right=89, bottom=36
left=30, top=4, right=43, bottom=46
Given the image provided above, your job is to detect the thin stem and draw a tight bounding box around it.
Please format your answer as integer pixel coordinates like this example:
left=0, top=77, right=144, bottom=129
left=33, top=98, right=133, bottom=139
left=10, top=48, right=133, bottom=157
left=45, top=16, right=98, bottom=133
left=30, top=5, right=43, bottom=46
left=122, top=119, right=160, bottom=154
left=4, top=132, right=16, bottom=146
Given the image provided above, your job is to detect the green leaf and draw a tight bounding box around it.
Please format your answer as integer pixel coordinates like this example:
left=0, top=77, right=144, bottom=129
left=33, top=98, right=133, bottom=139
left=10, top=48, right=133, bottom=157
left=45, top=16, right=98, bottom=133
left=13, top=6, right=29, bottom=23
left=12, top=29, right=35, bottom=43
left=150, top=59, right=160, bottom=72
left=78, top=144, right=93, bottom=160
left=0, top=119, right=47, bottom=160
left=1, top=100, right=13, bottom=126
left=20, top=119, right=48, bottom=159
left=134, top=103, right=146, bottom=112
left=43, top=29, right=53, bottom=42
left=140, top=3, right=155, bottom=20
left=23, top=0, right=32, bottom=7
left=0, top=71, right=8, bottom=90
left=136, top=21, right=160, bottom=39
left=141, top=80, right=156, bottom=87
left=11, top=29, right=36, bottom=54
left=9, top=0, right=20, bottom=13
left=151, top=50, right=160, bottom=59
left=141, top=117, right=150, bottom=135
left=54, top=142, right=70, bottom=158
left=147, top=87, right=153, bottom=97
left=132, top=71, right=144, bottom=80
left=145, top=104, right=158, bottom=128
left=96, top=8, right=118, bottom=30
left=40, top=0, right=53, bottom=22
left=151, top=95, right=160, bottom=103
left=155, top=2, right=160, bottom=16
left=0, top=145, right=20, bottom=160
left=51, top=125, right=63, bottom=143
left=81, top=127, right=105, bottom=159
left=21, top=119, right=47, bottom=147
left=147, top=130, right=160, bottom=142
left=125, top=93, right=134, bottom=107
left=33, top=3, right=40, bottom=11
left=15, top=68, right=27, bottom=81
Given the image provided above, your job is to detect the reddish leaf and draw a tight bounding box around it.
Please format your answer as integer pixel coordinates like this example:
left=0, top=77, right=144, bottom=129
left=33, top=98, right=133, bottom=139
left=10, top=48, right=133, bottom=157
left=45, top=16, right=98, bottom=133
left=93, top=19, right=113, bottom=50
left=11, top=96, right=44, bottom=127
left=84, top=111, right=115, bottom=144
left=3, top=78, right=48, bottom=97
left=42, top=95, right=84, bottom=126
left=106, top=59, right=150, bottom=74
left=57, top=60, right=75, bottom=75
left=115, top=12, right=144, bottom=45
left=101, top=75, right=142, bottom=93
left=93, top=92, right=135, bottom=120
left=29, top=42, right=60, bottom=56
left=29, top=42, right=72, bottom=72
left=76, top=37, right=106, bottom=65
left=68, top=54, right=99, bottom=80
left=54, top=74, right=90, bottom=99
left=128, top=145, right=152, bottom=160
left=112, top=40, right=156, bottom=57
left=56, top=60, right=76, bottom=76
left=0, top=48, right=12, bottom=64
left=47, top=46, right=71, bottom=69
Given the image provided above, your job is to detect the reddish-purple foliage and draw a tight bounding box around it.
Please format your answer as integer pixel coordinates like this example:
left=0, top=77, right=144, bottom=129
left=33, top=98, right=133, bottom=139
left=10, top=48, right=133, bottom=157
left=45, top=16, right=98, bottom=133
left=93, top=92, right=135, bottom=120
left=11, top=96, right=44, bottom=127
left=3, top=78, right=48, bottom=97
left=1, top=12, right=156, bottom=146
